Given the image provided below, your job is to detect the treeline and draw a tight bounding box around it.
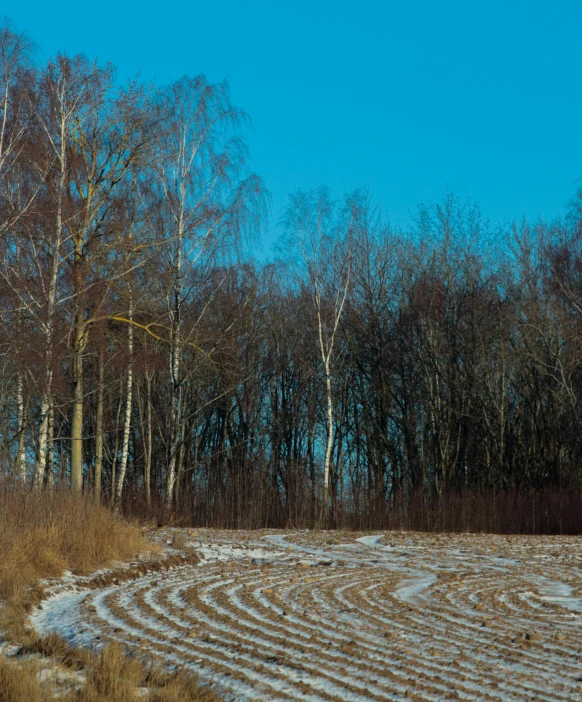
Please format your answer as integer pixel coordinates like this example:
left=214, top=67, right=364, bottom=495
left=2, top=22, right=582, bottom=532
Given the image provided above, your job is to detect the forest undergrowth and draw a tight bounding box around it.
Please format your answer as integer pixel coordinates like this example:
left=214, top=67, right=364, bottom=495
left=144, top=485, right=582, bottom=535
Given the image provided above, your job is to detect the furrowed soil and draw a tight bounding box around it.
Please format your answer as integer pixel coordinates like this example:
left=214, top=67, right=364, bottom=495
left=30, top=529, right=582, bottom=701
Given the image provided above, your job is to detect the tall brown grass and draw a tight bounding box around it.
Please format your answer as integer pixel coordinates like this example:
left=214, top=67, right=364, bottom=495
left=0, top=641, right=220, bottom=701
left=0, top=481, right=147, bottom=635
left=0, top=482, right=220, bottom=700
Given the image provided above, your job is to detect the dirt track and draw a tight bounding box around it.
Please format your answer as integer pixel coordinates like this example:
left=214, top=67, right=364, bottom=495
left=32, top=529, right=582, bottom=700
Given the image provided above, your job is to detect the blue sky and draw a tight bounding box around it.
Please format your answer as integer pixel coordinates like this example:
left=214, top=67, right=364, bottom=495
left=8, top=0, right=582, bottom=255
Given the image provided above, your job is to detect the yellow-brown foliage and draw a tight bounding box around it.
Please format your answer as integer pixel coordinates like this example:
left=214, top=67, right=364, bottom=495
left=0, top=483, right=220, bottom=701
left=0, top=482, right=147, bottom=636
left=0, top=483, right=145, bottom=594
left=0, top=643, right=220, bottom=701
left=0, top=658, right=46, bottom=702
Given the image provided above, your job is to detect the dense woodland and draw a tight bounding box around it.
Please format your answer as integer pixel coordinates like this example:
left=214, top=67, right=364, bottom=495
left=2, top=22, right=582, bottom=532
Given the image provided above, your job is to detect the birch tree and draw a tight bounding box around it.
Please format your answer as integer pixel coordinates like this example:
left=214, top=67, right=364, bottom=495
left=31, top=56, right=86, bottom=487
left=150, top=75, right=264, bottom=522
left=284, top=189, right=352, bottom=524
left=0, top=22, right=35, bottom=479
left=113, top=290, right=133, bottom=510
left=0, top=20, right=34, bottom=203
left=42, top=56, right=148, bottom=490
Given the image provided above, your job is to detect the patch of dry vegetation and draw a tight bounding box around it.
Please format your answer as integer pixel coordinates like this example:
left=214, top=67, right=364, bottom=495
left=0, top=640, right=220, bottom=701
left=0, top=482, right=147, bottom=636
left=0, top=657, right=46, bottom=702
left=85, top=643, right=220, bottom=701
left=0, top=483, right=220, bottom=701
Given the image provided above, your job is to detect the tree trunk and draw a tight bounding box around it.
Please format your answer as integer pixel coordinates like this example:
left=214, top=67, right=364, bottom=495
left=175, top=410, right=187, bottom=512
left=162, top=372, right=181, bottom=522
left=47, top=404, right=54, bottom=486
left=70, top=316, right=86, bottom=491
left=109, top=374, right=124, bottom=506
left=321, top=359, right=333, bottom=525
left=16, top=370, right=27, bottom=482
left=114, top=303, right=134, bottom=511
left=34, top=260, right=58, bottom=488
left=94, top=347, right=104, bottom=503
left=162, top=231, right=183, bottom=523
left=144, top=372, right=152, bottom=509
left=35, top=104, right=66, bottom=488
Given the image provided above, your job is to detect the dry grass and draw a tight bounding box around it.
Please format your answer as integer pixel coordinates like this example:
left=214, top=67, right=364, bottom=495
left=0, top=657, right=46, bottom=702
left=0, top=482, right=147, bottom=635
left=170, top=530, right=188, bottom=550
left=0, top=640, right=220, bottom=701
left=0, top=482, right=220, bottom=701
left=81, top=642, right=219, bottom=701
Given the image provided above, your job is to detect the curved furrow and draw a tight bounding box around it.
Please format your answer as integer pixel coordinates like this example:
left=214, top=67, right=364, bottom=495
left=31, top=530, right=582, bottom=702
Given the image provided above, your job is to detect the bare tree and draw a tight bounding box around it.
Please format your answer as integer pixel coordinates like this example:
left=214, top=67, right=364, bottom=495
left=284, top=189, right=352, bottom=524
left=149, top=75, right=264, bottom=522
left=35, top=56, right=149, bottom=489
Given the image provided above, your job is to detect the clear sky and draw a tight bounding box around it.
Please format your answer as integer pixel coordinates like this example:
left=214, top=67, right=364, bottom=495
left=7, top=0, right=582, bottom=255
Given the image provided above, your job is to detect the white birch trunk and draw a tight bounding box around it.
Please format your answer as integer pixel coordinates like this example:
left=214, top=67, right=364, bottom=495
left=16, top=370, right=26, bottom=481
left=175, top=410, right=188, bottom=507
left=322, top=358, right=334, bottom=520
left=34, top=106, right=65, bottom=488
left=114, top=301, right=134, bottom=511
left=313, top=258, right=350, bottom=526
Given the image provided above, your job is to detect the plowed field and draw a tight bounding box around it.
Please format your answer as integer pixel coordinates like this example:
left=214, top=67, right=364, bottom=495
left=31, top=530, right=582, bottom=700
